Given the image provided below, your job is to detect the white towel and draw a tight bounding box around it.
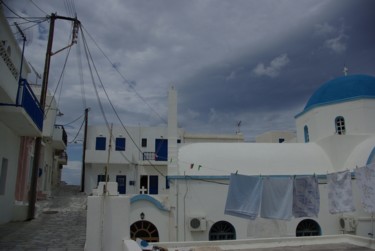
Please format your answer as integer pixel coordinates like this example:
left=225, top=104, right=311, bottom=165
left=327, top=170, right=355, bottom=214
left=224, top=174, right=263, bottom=220
left=293, top=175, right=320, bottom=218
left=355, top=164, right=375, bottom=213
left=260, top=177, right=293, bottom=220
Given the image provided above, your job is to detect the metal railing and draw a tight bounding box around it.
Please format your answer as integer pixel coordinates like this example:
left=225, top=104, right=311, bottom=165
left=20, top=79, right=43, bottom=131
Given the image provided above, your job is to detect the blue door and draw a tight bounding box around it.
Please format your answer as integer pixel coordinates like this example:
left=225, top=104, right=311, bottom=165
left=149, top=175, right=158, bottom=194
left=155, top=139, right=168, bottom=161
left=116, top=175, right=126, bottom=194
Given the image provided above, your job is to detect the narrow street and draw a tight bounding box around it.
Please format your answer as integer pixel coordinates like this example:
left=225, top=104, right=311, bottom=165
left=0, top=185, right=87, bottom=251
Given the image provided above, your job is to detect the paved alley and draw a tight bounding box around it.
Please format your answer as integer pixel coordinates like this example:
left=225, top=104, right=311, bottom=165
left=0, top=185, right=87, bottom=251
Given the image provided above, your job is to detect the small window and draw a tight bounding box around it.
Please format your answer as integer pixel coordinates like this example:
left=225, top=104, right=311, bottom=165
left=115, top=137, right=125, bottom=151
left=209, top=221, right=236, bottom=241
left=0, top=158, right=8, bottom=195
left=139, top=175, right=159, bottom=194
left=335, top=116, right=346, bottom=135
left=296, top=219, right=321, bottom=237
left=130, top=220, right=159, bottom=243
left=97, top=175, right=108, bottom=185
left=141, top=138, right=147, bottom=147
left=304, top=126, right=310, bottom=143
left=95, top=137, right=106, bottom=150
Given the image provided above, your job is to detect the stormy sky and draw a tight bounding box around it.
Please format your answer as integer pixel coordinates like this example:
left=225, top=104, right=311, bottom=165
left=3, top=0, right=375, bottom=184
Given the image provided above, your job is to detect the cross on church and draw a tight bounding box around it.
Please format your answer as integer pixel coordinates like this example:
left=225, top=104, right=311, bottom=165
left=343, top=66, right=349, bottom=76
left=140, top=186, right=148, bottom=194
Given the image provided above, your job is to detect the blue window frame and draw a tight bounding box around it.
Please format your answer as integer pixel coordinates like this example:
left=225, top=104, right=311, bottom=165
left=304, top=126, right=309, bottom=143
left=115, top=137, right=126, bottom=151
left=96, top=137, right=106, bottom=150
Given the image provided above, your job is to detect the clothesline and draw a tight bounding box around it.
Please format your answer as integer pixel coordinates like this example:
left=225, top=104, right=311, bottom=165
left=224, top=163, right=375, bottom=221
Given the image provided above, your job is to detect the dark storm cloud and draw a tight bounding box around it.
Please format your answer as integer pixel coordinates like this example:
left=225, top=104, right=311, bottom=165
left=176, top=0, right=375, bottom=138
left=4, top=0, right=375, bottom=142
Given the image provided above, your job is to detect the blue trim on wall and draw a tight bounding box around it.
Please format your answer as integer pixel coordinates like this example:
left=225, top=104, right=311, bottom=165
left=367, top=146, right=375, bottom=165
left=130, top=194, right=169, bottom=211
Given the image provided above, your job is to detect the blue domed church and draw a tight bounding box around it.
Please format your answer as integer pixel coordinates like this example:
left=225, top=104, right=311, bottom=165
left=85, top=74, right=375, bottom=248
left=167, top=74, right=375, bottom=241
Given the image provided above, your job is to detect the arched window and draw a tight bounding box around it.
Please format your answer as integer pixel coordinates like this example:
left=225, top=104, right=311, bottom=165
left=335, top=116, right=346, bottom=135
left=130, top=220, right=159, bottom=242
left=209, top=221, right=236, bottom=241
left=296, top=219, right=321, bottom=237
left=304, top=125, right=309, bottom=143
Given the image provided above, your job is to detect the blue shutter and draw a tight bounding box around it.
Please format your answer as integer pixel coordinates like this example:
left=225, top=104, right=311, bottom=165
left=155, top=139, right=168, bottom=161
left=96, top=137, right=106, bottom=150
left=115, top=138, right=126, bottom=151
left=149, top=175, right=158, bottom=194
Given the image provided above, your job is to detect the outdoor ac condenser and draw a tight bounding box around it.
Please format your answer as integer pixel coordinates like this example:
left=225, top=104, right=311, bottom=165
left=339, top=217, right=358, bottom=233
left=188, top=217, right=207, bottom=231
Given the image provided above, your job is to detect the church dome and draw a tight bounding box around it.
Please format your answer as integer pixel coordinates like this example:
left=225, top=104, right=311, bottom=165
left=303, top=74, right=375, bottom=113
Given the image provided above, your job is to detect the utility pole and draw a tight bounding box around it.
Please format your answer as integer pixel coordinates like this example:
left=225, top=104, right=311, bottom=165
left=28, top=14, right=80, bottom=220
left=81, top=107, right=89, bottom=192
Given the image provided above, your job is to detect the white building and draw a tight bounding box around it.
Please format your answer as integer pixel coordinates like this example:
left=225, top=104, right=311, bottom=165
left=0, top=5, right=67, bottom=223
left=85, top=74, right=375, bottom=245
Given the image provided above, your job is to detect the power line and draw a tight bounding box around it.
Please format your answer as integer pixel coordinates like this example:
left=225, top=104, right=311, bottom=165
left=1, top=0, right=46, bottom=23
left=29, top=0, right=48, bottom=15
left=81, top=25, right=167, bottom=124
left=80, top=25, right=166, bottom=177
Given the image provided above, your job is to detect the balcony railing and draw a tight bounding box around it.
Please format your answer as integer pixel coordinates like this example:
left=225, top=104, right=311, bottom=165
left=142, top=152, right=167, bottom=161
left=143, top=152, right=157, bottom=161
left=21, top=79, right=43, bottom=131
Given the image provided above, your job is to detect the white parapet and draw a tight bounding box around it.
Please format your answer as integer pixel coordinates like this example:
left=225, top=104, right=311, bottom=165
left=85, top=191, right=130, bottom=251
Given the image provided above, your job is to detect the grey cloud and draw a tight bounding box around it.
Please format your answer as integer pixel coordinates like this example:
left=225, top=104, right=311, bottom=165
left=253, top=54, right=290, bottom=78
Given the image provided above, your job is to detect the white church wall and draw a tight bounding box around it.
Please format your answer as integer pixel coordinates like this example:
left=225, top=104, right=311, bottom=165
left=171, top=177, right=375, bottom=241
left=0, top=122, right=20, bottom=224
left=296, top=100, right=375, bottom=143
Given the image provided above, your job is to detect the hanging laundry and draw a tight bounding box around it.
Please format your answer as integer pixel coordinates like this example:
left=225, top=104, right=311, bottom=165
left=260, top=177, right=293, bottom=220
left=327, top=170, right=355, bottom=214
left=224, top=174, right=263, bottom=220
left=355, top=164, right=375, bottom=213
left=293, top=175, right=320, bottom=218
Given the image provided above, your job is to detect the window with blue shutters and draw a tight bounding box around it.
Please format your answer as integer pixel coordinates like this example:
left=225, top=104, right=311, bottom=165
left=96, top=137, right=106, bottom=150
left=115, top=137, right=126, bottom=151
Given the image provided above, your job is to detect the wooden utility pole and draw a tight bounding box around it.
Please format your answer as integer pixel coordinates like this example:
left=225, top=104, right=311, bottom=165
left=81, top=108, right=89, bottom=192
left=28, top=14, right=80, bottom=220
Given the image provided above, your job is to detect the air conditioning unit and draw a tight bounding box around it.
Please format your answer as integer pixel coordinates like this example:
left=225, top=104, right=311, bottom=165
left=189, top=217, right=207, bottom=231
left=339, top=217, right=358, bottom=233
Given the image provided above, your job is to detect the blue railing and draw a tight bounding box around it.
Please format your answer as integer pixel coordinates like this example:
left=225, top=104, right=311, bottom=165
left=20, top=79, right=43, bottom=131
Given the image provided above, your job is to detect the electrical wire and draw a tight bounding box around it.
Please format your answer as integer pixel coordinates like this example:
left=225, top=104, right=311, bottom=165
left=1, top=0, right=46, bottom=23
left=80, top=25, right=166, bottom=176
left=81, top=25, right=167, bottom=125
left=63, top=112, right=85, bottom=126
left=68, top=115, right=85, bottom=144
left=29, top=0, right=48, bottom=15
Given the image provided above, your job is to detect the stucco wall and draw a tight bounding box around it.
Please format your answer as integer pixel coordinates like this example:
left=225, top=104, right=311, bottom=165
left=0, top=122, right=20, bottom=223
